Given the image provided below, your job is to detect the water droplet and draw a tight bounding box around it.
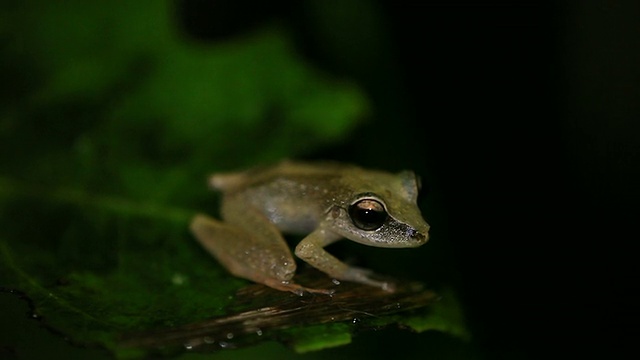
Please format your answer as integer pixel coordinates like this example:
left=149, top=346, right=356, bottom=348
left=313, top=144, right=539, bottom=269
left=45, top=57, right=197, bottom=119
left=332, top=279, right=341, bottom=285
left=256, top=329, right=263, bottom=336
left=219, top=341, right=230, bottom=349
left=226, top=332, right=234, bottom=339
left=31, top=313, right=39, bottom=319
left=184, top=343, right=193, bottom=350
left=203, top=336, right=215, bottom=344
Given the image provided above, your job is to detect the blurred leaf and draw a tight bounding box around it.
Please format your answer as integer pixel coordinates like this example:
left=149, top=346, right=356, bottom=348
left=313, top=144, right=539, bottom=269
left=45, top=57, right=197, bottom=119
left=1, top=0, right=369, bottom=203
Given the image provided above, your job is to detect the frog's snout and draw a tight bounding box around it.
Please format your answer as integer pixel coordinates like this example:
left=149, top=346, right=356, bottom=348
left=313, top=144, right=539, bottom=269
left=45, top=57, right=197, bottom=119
left=406, top=227, right=429, bottom=246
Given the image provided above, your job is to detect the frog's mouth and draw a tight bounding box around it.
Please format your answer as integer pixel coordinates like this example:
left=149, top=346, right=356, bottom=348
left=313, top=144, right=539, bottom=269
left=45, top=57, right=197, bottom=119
left=353, top=221, right=429, bottom=248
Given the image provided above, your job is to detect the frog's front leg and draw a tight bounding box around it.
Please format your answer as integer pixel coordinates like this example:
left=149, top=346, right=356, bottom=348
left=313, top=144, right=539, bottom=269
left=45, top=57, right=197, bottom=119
left=294, top=227, right=395, bottom=292
left=190, top=213, right=333, bottom=296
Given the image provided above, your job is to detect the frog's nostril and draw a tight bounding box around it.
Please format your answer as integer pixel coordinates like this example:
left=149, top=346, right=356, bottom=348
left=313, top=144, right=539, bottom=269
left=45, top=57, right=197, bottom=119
left=409, top=229, right=428, bottom=244
left=406, top=228, right=425, bottom=240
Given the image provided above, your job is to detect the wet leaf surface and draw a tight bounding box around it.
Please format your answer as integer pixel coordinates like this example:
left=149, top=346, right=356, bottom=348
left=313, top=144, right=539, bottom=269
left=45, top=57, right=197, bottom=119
left=119, top=270, right=439, bottom=355
left=1, top=178, right=465, bottom=358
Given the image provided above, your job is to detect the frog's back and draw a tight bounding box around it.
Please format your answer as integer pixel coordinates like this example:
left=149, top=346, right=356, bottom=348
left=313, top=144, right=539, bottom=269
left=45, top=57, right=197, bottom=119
left=209, top=160, right=355, bottom=194
left=209, top=161, right=365, bottom=234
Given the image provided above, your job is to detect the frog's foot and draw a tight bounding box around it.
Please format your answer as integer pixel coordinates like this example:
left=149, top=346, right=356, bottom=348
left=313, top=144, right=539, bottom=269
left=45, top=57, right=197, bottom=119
left=263, top=278, right=335, bottom=296
left=336, top=266, right=396, bottom=292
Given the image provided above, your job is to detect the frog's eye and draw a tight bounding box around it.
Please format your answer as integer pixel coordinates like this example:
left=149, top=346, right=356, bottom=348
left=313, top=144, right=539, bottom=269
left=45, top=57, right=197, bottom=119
left=349, top=198, right=387, bottom=231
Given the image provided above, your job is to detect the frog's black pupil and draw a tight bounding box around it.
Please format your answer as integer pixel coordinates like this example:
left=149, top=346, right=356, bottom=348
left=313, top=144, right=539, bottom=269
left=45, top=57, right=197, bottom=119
left=349, top=199, right=387, bottom=231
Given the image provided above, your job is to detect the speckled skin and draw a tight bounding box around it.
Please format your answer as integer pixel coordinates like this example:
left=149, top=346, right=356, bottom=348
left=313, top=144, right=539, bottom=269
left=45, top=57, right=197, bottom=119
left=190, top=160, right=430, bottom=295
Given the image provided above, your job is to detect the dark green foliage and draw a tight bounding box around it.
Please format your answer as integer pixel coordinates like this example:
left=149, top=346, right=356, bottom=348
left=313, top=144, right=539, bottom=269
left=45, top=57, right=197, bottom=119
left=0, top=1, right=466, bottom=358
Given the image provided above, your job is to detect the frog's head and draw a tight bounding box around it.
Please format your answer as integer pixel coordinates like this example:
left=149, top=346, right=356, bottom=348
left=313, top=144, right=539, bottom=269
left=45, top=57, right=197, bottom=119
left=329, top=170, right=430, bottom=248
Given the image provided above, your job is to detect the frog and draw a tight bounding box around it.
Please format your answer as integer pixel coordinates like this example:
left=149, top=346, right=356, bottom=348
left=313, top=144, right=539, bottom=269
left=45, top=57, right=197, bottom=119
left=189, top=160, right=430, bottom=295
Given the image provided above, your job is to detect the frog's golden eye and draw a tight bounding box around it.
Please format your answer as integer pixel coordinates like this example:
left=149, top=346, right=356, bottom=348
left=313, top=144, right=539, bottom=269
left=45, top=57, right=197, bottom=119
left=349, top=198, right=387, bottom=231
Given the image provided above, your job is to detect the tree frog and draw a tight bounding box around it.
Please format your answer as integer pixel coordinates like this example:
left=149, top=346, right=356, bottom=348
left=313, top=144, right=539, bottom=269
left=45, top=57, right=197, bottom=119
left=190, top=160, right=430, bottom=295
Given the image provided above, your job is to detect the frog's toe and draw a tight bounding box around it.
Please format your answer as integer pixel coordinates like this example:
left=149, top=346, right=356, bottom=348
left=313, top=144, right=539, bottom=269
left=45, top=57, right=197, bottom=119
left=264, top=279, right=334, bottom=296
left=341, top=266, right=376, bottom=282
left=380, top=281, right=396, bottom=292
left=338, top=267, right=397, bottom=292
left=305, top=287, right=336, bottom=295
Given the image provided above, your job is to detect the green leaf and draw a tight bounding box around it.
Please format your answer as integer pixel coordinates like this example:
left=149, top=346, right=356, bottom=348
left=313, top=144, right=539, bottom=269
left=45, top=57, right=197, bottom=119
left=0, top=1, right=466, bottom=358
left=0, top=177, right=457, bottom=357
left=282, top=324, right=353, bottom=353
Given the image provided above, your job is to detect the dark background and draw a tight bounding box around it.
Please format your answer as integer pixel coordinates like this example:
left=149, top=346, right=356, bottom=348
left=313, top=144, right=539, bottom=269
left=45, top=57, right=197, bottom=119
left=180, top=0, right=639, bottom=358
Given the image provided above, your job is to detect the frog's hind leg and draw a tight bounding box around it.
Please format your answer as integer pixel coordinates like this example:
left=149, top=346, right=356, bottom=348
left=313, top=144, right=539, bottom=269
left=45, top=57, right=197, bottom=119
left=189, top=212, right=333, bottom=295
